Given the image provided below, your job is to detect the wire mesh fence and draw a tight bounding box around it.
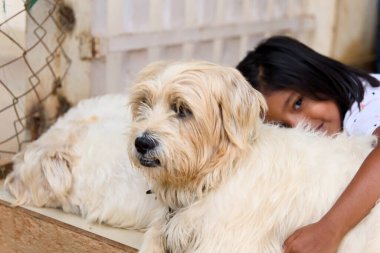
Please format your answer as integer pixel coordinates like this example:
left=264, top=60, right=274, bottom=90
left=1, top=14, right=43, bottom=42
left=0, top=0, right=71, bottom=171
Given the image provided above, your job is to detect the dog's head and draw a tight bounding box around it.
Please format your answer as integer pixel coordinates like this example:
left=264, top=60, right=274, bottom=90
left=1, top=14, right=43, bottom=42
left=128, top=61, right=267, bottom=206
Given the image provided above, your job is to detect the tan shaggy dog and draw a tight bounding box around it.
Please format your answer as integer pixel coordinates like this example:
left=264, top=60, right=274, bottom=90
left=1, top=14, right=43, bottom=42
left=128, top=61, right=380, bottom=253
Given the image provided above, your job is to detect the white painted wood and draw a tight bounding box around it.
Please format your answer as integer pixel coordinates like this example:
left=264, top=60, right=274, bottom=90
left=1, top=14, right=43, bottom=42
left=89, top=0, right=321, bottom=94
left=61, top=0, right=92, bottom=104
left=107, top=17, right=314, bottom=53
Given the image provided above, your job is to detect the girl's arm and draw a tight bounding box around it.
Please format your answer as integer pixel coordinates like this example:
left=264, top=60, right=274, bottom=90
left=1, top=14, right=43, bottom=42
left=283, top=127, right=380, bottom=253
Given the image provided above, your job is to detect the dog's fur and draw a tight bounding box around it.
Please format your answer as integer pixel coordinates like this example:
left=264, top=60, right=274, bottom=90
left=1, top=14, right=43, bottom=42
left=5, top=94, right=162, bottom=230
left=128, top=61, right=380, bottom=252
left=5, top=61, right=380, bottom=252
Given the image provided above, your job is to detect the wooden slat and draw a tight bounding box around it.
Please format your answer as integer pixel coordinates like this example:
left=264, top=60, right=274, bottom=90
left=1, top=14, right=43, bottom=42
left=0, top=201, right=138, bottom=253
left=107, top=16, right=315, bottom=53
left=0, top=181, right=143, bottom=253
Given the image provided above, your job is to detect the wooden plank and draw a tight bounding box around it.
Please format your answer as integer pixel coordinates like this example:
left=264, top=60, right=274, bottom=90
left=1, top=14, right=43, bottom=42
left=306, top=0, right=338, bottom=55
left=0, top=181, right=142, bottom=253
left=107, top=16, right=315, bottom=53
left=0, top=201, right=138, bottom=253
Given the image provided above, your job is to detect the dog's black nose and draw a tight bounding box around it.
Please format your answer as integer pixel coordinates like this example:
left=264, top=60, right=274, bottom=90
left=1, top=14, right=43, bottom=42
left=135, top=136, right=158, bottom=154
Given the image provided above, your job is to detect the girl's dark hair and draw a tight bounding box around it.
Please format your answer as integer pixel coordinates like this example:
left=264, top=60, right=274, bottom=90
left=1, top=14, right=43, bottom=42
left=236, top=35, right=380, bottom=119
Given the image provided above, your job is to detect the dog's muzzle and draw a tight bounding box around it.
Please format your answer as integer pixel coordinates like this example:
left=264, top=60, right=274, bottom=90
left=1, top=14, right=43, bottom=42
left=134, top=135, right=161, bottom=167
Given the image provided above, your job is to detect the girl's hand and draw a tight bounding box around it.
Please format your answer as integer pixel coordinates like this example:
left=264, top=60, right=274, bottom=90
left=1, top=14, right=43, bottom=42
left=283, top=220, right=341, bottom=253
left=284, top=129, right=380, bottom=253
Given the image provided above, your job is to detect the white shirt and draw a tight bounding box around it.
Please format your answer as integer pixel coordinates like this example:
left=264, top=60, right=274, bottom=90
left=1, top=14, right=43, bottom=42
left=343, top=74, right=380, bottom=136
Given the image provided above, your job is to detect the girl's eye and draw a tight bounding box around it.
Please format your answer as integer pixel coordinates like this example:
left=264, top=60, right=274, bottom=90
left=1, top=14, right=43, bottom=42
left=293, top=97, right=303, bottom=110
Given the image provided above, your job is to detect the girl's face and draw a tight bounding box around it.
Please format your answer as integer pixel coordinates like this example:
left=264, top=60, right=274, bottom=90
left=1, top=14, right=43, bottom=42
left=264, top=90, right=342, bottom=135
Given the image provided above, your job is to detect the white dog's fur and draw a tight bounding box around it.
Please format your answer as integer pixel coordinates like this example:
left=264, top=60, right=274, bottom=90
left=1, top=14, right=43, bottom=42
left=5, top=61, right=380, bottom=252
left=127, top=61, right=380, bottom=252
left=5, top=94, right=162, bottom=230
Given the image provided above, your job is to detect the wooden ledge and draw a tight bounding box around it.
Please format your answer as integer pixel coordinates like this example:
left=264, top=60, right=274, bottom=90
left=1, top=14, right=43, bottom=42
left=0, top=180, right=142, bottom=253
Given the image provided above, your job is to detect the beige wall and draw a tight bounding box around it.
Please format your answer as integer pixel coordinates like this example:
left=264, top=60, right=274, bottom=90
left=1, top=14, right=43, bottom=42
left=332, top=0, right=378, bottom=69
left=307, top=0, right=377, bottom=70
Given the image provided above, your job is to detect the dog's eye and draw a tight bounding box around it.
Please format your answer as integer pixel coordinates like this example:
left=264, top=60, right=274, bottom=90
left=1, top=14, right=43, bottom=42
left=139, top=97, right=151, bottom=108
left=141, top=97, right=148, bottom=105
left=178, top=106, right=190, bottom=118
left=171, top=104, right=192, bottom=118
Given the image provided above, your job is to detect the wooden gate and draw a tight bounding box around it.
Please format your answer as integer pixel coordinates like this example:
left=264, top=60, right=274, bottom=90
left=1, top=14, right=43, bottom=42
left=90, top=0, right=315, bottom=94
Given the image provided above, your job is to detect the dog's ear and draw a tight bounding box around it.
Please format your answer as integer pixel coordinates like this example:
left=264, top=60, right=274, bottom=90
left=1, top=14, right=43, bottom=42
left=5, top=149, right=36, bottom=205
left=5, top=149, right=73, bottom=206
left=4, top=172, right=29, bottom=205
left=217, top=67, right=267, bottom=148
left=41, top=150, right=73, bottom=198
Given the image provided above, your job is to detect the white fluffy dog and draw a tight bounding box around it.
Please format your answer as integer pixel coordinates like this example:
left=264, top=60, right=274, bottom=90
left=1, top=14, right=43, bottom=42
left=127, top=61, right=380, bottom=252
left=5, top=61, right=380, bottom=252
left=5, top=94, right=162, bottom=230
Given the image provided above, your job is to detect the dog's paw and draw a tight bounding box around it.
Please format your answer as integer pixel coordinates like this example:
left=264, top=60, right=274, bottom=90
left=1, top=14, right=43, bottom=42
left=139, top=243, right=164, bottom=253
left=139, top=225, right=166, bottom=253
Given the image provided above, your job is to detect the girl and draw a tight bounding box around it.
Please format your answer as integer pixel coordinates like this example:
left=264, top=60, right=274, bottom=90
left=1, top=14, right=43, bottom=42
left=237, top=35, right=380, bottom=253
